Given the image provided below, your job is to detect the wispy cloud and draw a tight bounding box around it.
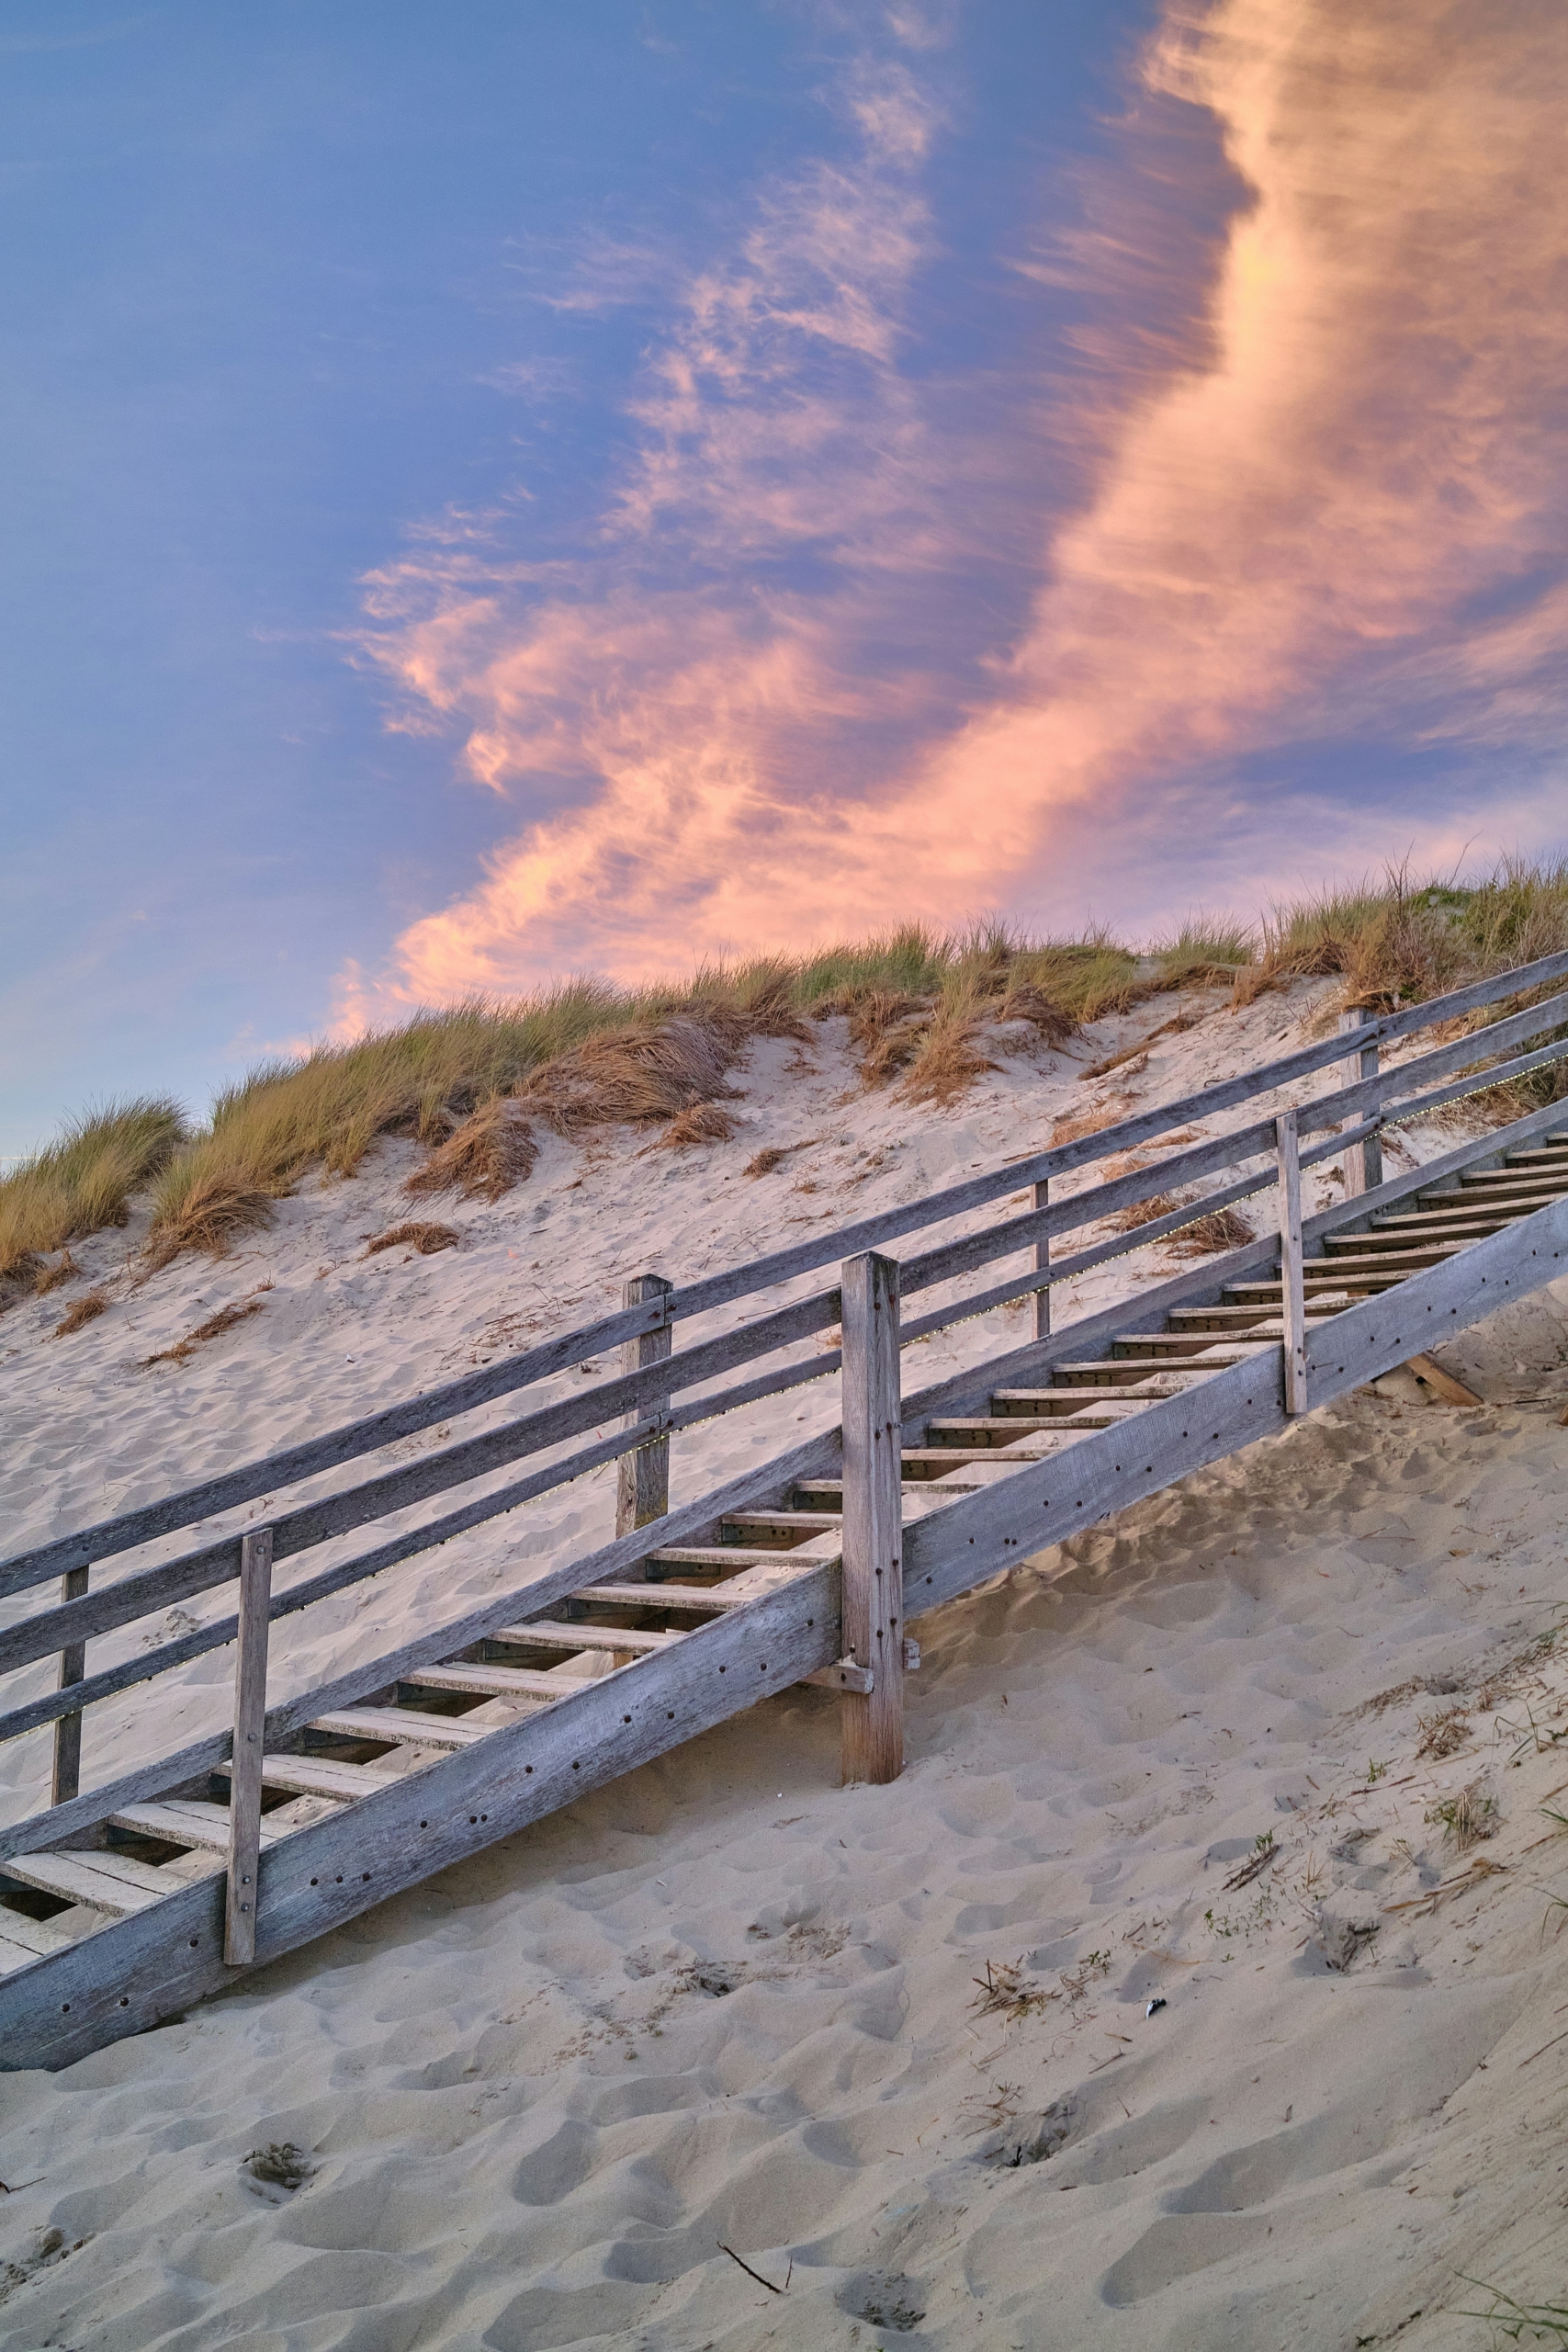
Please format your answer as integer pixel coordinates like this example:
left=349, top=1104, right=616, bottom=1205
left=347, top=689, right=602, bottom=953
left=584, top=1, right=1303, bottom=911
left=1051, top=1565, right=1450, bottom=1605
left=342, top=0, right=1568, bottom=1023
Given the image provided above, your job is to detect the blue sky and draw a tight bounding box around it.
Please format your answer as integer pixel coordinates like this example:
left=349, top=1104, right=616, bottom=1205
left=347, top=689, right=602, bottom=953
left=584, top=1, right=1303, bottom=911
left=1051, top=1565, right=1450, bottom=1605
left=4, top=1, right=1564, bottom=1156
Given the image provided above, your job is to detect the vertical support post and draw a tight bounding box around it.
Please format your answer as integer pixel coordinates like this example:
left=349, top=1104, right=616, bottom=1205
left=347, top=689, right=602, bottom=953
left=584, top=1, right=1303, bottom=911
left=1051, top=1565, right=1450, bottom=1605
left=615, top=1272, right=674, bottom=1540
left=51, top=1566, right=89, bottom=1806
left=1275, top=1109, right=1309, bottom=1418
left=840, top=1250, right=904, bottom=1785
left=225, top=1527, right=273, bottom=1967
left=1338, top=1006, right=1383, bottom=1194
left=1032, top=1178, right=1051, bottom=1342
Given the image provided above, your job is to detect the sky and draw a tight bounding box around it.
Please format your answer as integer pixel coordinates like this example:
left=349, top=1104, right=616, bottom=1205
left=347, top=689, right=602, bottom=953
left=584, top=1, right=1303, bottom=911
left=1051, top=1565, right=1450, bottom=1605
left=4, top=0, right=1566, bottom=1156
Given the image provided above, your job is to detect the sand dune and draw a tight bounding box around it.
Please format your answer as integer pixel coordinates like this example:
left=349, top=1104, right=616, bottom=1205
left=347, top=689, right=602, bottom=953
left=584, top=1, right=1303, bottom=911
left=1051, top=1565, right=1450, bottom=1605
left=3, top=984, right=1567, bottom=2347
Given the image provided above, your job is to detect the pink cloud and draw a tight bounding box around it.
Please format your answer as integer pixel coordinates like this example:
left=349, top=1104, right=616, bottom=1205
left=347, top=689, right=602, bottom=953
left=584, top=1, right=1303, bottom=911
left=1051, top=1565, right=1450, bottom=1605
left=339, top=0, right=1568, bottom=1025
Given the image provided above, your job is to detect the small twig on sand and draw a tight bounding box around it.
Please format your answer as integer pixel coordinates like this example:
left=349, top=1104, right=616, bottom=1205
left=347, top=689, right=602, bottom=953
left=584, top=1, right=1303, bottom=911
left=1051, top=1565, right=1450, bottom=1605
left=718, top=2242, right=790, bottom=2294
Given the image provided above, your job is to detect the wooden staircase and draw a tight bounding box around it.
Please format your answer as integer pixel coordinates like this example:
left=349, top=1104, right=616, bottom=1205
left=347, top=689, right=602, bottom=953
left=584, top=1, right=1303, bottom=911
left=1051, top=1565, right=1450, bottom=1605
left=5, top=960, right=1568, bottom=2069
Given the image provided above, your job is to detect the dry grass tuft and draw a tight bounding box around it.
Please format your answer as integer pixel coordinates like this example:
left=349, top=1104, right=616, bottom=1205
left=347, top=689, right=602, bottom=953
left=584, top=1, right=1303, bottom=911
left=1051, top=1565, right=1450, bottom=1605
left=744, top=1147, right=789, bottom=1177
left=1416, top=1706, right=1472, bottom=1759
left=364, top=1222, right=460, bottom=1258
left=522, top=1012, right=749, bottom=1136
left=1052, top=1098, right=1137, bottom=1148
left=32, top=1249, right=81, bottom=1296
left=142, top=1292, right=268, bottom=1368
left=405, top=1099, right=538, bottom=1204
left=969, top=1959, right=1058, bottom=2022
left=656, top=1102, right=743, bottom=1149
left=52, top=1289, right=109, bottom=1338
left=142, top=1174, right=276, bottom=1271
left=1109, top=1190, right=1182, bottom=1234
left=1172, top=1205, right=1255, bottom=1255
left=1, top=1097, right=187, bottom=1295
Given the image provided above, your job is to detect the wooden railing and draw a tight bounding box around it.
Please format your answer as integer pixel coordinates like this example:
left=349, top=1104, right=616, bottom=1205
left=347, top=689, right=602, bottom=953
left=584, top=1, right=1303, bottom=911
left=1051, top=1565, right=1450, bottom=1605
left=3, top=947, right=1567, bottom=1866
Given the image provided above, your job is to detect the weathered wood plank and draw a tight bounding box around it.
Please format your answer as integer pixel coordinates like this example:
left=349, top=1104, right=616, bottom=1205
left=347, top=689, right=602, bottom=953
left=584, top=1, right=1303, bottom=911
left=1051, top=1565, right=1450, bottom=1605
left=616, top=1272, right=673, bottom=1536
left=840, top=1251, right=903, bottom=1785
left=491, top=1620, right=681, bottom=1656
left=1, top=1850, right=178, bottom=1914
left=1406, top=1353, right=1485, bottom=1407
left=1032, top=1178, right=1050, bottom=1342
left=310, top=1707, right=491, bottom=1750
left=1276, top=1110, right=1308, bottom=1416
left=401, top=1663, right=565, bottom=1701
left=110, top=1800, right=289, bottom=1854
left=1339, top=1006, right=1383, bottom=1194
left=574, top=1582, right=736, bottom=1611
left=0, top=1910, right=72, bottom=1959
left=51, top=1564, right=89, bottom=1805
left=225, top=1530, right=272, bottom=1967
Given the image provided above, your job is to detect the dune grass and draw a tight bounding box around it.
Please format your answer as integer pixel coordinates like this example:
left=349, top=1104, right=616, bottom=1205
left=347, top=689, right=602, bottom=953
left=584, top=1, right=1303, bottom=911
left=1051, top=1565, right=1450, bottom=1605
left=7, top=862, right=1566, bottom=1286
left=0, top=1098, right=187, bottom=1295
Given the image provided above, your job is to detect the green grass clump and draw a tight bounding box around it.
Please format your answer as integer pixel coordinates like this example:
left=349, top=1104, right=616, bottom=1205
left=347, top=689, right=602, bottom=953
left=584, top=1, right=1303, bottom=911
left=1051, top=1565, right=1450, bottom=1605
left=0, top=1098, right=187, bottom=1294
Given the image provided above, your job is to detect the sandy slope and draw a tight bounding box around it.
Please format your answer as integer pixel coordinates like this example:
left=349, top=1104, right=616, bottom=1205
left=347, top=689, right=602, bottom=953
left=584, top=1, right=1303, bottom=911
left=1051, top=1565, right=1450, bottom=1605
left=3, top=985, right=1568, bottom=2349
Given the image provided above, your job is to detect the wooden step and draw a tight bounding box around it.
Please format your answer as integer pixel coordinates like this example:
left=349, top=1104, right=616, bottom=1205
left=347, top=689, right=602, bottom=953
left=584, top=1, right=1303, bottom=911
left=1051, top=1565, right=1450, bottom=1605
left=1375, top=1192, right=1566, bottom=1232
left=0, top=1907, right=74, bottom=1963
left=310, top=1706, right=492, bottom=1752
left=790, top=1476, right=987, bottom=1503
left=109, top=1799, right=293, bottom=1855
left=987, top=1390, right=1166, bottom=1416
left=645, top=1546, right=807, bottom=1576
left=900, top=1442, right=1068, bottom=1476
left=1322, top=1222, right=1506, bottom=1255
left=1167, top=1300, right=1348, bottom=1332
left=490, top=1619, right=683, bottom=1656
left=1109, top=1332, right=1247, bottom=1359
left=220, top=1754, right=403, bottom=1803
left=402, top=1661, right=571, bottom=1702
left=721, top=1510, right=842, bottom=1540
left=924, top=1416, right=1082, bottom=1446
left=572, top=1580, right=738, bottom=1612
left=1051, top=1354, right=1250, bottom=1387
left=1, top=1848, right=197, bottom=1916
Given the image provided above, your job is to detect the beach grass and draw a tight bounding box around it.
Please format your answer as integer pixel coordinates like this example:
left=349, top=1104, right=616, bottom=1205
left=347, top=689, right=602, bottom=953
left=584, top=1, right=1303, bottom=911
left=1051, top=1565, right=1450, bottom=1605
left=6, top=859, right=1567, bottom=1282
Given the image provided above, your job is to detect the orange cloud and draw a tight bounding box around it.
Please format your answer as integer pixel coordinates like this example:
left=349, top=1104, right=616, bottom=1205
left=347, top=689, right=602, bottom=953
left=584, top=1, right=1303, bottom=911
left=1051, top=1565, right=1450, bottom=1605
left=343, top=0, right=1568, bottom=1023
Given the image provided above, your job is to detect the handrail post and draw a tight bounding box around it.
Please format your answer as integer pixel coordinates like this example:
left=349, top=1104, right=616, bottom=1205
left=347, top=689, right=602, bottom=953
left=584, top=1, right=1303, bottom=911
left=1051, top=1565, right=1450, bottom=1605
left=225, top=1528, right=273, bottom=1967
left=51, top=1566, right=89, bottom=1805
left=616, top=1273, right=674, bottom=1540
left=1032, top=1179, right=1050, bottom=1341
left=1276, top=1110, right=1308, bottom=1416
left=1338, top=1006, right=1383, bottom=1193
left=840, top=1250, right=904, bottom=1784
left=50, top=1571, right=89, bottom=1806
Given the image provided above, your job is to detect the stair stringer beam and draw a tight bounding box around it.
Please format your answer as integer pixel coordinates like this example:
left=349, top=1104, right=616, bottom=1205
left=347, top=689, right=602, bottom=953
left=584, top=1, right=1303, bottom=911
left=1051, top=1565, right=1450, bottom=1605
left=905, top=1193, right=1568, bottom=1615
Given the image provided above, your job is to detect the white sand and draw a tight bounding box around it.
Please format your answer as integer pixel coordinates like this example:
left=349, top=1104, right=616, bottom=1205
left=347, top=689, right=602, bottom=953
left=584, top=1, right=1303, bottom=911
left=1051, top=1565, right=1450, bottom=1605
left=3, top=987, right=1568, bottom=2347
